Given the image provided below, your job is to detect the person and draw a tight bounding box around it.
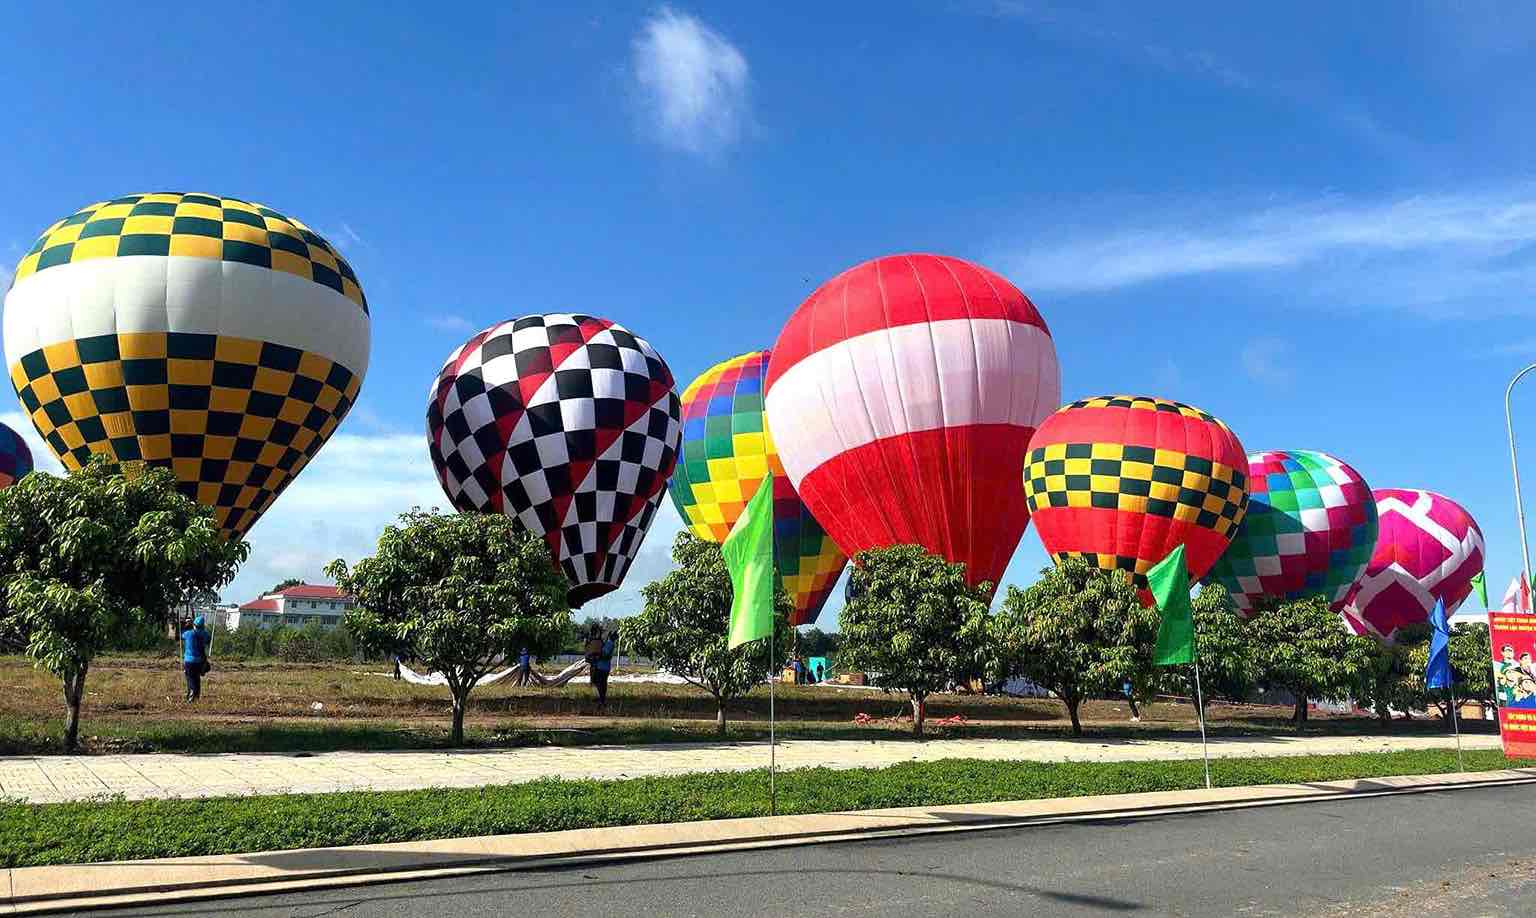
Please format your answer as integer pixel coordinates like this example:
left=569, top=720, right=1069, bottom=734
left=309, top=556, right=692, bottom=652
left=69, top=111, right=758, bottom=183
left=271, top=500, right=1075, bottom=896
left=1497, top=644, right=1522, bottom=705
left=181, top=615, right=211, bottom=702
left=791, top=657, right=804, bottom=684
left=590, top=629, right=616, bottom=705
left=1122, top=678, right=1140, bottom=722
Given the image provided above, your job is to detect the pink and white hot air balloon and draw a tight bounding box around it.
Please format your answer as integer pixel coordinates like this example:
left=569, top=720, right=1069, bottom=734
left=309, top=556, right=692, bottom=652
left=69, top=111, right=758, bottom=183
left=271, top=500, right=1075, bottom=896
left=763, top=254, right=1061, bottom=590
left=1342, top=489, right=1485, bottom=640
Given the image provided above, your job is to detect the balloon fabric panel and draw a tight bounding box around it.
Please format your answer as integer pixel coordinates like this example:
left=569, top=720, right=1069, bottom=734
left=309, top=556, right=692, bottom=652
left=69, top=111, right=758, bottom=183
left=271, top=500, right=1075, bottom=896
left=1344, top=489, right=1485, bottom=639
left=668, top=350, right=845, bottom=626
left=0, top=422, right=33, bottom=488
left=427, top=314, right=682, bottom=607
left=1023, top=396, right=1249, bottom=593
left=764, top=254, right=1061, bottom=590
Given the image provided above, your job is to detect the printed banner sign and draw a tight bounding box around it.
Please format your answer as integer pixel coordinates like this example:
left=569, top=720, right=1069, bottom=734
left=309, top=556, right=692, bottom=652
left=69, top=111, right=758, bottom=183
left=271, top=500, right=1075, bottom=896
left=1490, top=611, right=1536, bottom=758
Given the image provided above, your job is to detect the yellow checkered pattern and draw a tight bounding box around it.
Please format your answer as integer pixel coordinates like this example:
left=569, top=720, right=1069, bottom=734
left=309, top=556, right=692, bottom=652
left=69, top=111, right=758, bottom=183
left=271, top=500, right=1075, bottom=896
left=1022, top=440, right=1248, bottom=538
left=1064, top=394, right=1224, bottom=424
left=9, top=330, right=361, bottom=538
left=11, top=193, right=366, bottom=312
left=682, top=441, right=781, bottom=541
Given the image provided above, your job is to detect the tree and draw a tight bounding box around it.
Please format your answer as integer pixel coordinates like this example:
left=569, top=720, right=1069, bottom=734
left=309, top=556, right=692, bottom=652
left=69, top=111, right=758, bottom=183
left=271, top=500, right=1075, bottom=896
left=1246, top=595, right=1376, bottom=726
left=1392, top=622, right=1495, bottom=719
left=797, top=626, right=841, bottom=658
left=326, top=509, right=571, bottom=745
left=1155, top=583, right=1258, bottom=713
left=838, top=545, right=994, bottom=738
left=0, top=458, right=248, bottom=751
left=625, top=531, right=791, bottom=735
left=267, top=578, right=304, bottom=594
left=993, top=559, right=1157, bottom=735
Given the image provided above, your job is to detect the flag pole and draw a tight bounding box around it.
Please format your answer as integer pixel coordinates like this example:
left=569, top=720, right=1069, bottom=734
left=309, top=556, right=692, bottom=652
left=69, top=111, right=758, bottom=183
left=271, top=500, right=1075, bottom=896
left=768, top=624, right=777, bottom=816
left=1448, top=681, right=1464, bottom=772
left=1193, top=657, right=1212, bottom=790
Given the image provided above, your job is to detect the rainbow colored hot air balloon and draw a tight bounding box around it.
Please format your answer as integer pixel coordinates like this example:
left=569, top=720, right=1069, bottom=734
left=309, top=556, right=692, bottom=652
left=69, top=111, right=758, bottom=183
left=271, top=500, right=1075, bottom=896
left=427, top=314, right=682, bottom=607
left=1203, top=450, right=1378, bottom=615
left=764, top=254, right=1061, bottom=590
left=0, top=422, right=33, bottom=489
left=1023, top=396, right=1249, bottom=593
left=1343, top=489, right=1485, bottom=640
left=4, top=193, right=369, bottom=537
left=669, top=351, right=846, bottom=626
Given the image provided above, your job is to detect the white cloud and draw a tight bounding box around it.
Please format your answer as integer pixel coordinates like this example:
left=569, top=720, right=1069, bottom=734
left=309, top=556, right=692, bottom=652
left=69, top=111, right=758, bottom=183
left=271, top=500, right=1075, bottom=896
left=1240, top=338, right=1294, bottom=386
left=425, top=314, right=476, bottom=333
left=999, top=187, right=1536, bottom=314
left=631, top=7, right=751, bottom=156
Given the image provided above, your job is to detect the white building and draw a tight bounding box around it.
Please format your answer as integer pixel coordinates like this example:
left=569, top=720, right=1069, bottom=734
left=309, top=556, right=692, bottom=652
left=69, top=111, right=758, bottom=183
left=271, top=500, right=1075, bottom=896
left=227, top=584, right=355, bottom=631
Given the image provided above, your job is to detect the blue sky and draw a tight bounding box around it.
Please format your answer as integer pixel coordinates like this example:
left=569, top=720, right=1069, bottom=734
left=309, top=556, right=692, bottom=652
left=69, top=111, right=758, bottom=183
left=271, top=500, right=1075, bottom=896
left=4, top=2, right=1536, bottom=619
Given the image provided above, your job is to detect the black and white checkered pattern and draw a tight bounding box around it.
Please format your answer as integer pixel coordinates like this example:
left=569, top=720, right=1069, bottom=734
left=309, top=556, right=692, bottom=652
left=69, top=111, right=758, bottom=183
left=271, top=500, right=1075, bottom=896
left=427, top=314, right=682, bottom=606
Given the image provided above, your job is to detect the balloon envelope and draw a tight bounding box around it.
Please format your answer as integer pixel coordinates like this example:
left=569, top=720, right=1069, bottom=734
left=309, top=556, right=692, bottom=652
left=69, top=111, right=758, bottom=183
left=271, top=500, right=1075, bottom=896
left=764, top=253, right=1060, bottom=589
left=427, top=314, right=682, bottom=607
left=1023, top=395, right=1249, bottom=592
left=1203, top=450, right=1377, bottom=615
left=1343, top=489, right=1485, bottom=639
left=669, top=350, right=846, bottom=626
left=3, top=193, right=370, bottom=537
left=0, top=423, right=32, bottom=489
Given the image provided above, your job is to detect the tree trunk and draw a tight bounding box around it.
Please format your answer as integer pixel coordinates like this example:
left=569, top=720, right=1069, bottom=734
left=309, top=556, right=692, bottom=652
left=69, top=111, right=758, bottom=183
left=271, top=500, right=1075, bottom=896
left=1292, top=694, right=1308, bottom=726
left=715, top=697, right=727, bottom=735
left=911, top=695, right=925, bottom=739
left=450, top=690, right=468, bottom=746
left=62, top=664, right=88, bottom=753
left=1066, top=694, right=1082, bottom=736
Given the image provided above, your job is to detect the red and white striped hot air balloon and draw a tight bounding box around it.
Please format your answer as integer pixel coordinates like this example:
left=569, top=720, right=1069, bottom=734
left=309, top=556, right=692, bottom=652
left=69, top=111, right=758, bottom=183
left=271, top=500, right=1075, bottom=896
left=763, top=254, right=1061, bottom=590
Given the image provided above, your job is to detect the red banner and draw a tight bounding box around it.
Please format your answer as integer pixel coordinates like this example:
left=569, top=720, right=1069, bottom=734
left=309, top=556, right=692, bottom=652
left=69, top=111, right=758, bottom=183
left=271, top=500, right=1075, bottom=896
left=1490, top=611, right=1536, bottom=758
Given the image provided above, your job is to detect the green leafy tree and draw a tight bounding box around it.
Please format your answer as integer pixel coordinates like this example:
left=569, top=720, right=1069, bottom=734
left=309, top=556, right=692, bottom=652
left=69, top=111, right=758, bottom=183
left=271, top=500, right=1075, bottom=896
left=1246, top=595, right=1376, bottom=726
left=1395, top=622, right=1495, bottom=718
left=1156, top=583, right=1258, bottom=712
left=625, top=531, right=791, bottom=734
left=797, top=627, right=841, bottom=658
left=0, top=458, right=248, bottom=751
left=326, top=509, right=571, bottom=745
left=838, top=545, right=994, bottom=737
left=1357, top=628, right=1421, bottom=723
left=993, top=559, right=1157, bottom=735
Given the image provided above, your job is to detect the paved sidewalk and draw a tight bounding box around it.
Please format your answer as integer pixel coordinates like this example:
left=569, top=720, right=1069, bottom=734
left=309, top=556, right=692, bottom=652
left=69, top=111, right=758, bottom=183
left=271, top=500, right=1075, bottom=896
left=0, top=732, right=1499, bottom=804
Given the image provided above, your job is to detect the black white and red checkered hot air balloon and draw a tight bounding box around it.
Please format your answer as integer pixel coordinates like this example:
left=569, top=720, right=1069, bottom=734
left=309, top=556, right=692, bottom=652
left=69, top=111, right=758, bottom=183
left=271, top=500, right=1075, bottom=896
left=763, top=254, right=1061, bottom=591
left=426, top=314, right=683, bottom=607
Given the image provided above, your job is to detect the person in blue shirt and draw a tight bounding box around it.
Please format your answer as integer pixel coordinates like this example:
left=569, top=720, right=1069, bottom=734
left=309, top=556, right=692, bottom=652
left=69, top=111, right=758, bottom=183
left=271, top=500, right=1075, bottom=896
left=591, top=629, right=616, bottom=705
left=181, top=615, right=211, bottom=702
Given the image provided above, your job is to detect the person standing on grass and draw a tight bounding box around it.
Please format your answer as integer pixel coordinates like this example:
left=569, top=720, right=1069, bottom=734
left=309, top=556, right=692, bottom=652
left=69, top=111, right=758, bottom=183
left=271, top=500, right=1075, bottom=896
left=181, top=615, right=211, bottom=702
left=1122, top=678, right=1140, bottom=722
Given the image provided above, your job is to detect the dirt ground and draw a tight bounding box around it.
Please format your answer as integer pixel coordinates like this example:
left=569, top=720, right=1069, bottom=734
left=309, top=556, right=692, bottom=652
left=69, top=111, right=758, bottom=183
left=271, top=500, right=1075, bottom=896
left=0, top=655, right=1469, bottom=754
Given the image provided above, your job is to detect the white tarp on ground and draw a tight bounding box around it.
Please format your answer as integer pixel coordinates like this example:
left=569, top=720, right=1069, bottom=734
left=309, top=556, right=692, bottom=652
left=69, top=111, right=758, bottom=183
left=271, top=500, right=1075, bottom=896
left=381, top=661, right=690, bottom=687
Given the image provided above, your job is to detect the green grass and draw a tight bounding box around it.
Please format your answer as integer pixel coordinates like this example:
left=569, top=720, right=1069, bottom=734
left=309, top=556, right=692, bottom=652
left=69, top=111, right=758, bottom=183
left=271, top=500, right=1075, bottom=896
left=2, top=748, right=1530, bottom=868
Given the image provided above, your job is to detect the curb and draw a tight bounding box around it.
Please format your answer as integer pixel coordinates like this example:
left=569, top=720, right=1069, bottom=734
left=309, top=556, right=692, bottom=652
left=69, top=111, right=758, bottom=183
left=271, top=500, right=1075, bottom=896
left=6, top=768, right=1535, bottom=915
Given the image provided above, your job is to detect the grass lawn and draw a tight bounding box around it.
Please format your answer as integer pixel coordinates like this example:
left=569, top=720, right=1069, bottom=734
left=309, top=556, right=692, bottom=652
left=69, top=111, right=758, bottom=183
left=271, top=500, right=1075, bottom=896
left=2, top=748, right=1529, bottom=868
left=0, top=655, right=1495, bottom=755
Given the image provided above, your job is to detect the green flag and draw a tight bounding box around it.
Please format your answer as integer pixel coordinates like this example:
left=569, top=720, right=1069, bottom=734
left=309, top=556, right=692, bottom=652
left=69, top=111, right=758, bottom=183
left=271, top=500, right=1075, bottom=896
left=725, top=475, right=775, bottom=650
left=1149, top=544, right=1196, bottom=666
left=1471, top=570, right=1488, bottom=609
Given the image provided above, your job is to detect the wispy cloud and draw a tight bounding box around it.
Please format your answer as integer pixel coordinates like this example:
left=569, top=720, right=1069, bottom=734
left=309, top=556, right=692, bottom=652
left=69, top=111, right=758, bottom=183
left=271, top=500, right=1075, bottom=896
left=1000, top=186, right=1536, bottom=314
left=426, top=314, right=476, bottom=333
left=1240, top=339, right=1294, bottom=386
left=630, top=6, right=751, bottom=156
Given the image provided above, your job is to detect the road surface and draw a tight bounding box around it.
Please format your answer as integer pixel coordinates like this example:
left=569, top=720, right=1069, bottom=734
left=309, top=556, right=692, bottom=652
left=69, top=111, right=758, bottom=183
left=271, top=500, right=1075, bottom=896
left=90, top=783, right=1536, bottom=917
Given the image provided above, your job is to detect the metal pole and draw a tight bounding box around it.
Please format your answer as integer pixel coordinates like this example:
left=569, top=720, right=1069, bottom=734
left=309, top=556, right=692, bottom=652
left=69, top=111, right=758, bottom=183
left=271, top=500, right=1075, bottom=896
left=1193, top=657, right=1212, bottom=790
left=1505, top=364, right=1536, bottom=596
left=1449, top=682, right=1464, bottom=773
left=769, top=626, right=777, bottom=817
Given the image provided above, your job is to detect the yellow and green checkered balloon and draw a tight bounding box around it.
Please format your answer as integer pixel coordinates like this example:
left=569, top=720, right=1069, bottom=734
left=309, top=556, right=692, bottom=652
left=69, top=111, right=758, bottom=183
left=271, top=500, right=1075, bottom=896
left=3, top=193, right=370, bottom=538
left=668, top=351, right=845, bottom=626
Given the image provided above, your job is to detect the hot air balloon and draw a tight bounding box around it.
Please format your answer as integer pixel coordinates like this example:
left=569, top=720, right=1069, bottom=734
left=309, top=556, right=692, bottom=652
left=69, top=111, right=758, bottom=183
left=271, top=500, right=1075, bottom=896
left=1023, top=396, right=1249, bottom=593
left=670, top=350, right=846, bottom=626
left=1202, top=450, right=1378, bottom=615
left=427, top=314, right=682, bottom=607
left=0, top=423, right=33, bottom=489
left=1342, top=489, right=1485, bottom=640
left=763, top=254, right=1061, bottom=590
left=3, top=193, right=369, bottom=537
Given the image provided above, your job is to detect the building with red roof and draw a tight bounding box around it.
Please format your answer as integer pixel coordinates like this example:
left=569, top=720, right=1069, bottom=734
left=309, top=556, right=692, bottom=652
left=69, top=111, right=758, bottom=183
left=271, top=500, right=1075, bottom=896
left=227, top=584, right=355, bottom=631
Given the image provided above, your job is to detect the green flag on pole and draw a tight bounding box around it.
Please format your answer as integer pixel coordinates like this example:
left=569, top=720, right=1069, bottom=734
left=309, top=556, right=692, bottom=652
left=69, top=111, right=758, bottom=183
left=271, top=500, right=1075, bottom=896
left=725, top=475, right=775, bottom=650
left=1470, top=571, right=1488, bottom=609
left=1149, top=544, right=1196, bottom=666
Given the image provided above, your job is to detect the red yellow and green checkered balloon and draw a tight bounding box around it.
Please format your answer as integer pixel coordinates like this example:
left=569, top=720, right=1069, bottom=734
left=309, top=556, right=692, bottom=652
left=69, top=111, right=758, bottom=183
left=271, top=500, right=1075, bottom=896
left=668, top=351, right=846, bottom=626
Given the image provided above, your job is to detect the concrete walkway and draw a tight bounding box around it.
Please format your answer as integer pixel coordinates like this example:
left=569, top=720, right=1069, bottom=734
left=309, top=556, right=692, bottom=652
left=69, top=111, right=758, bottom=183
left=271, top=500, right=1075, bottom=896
left=0, top=732, right=1500, bottom=804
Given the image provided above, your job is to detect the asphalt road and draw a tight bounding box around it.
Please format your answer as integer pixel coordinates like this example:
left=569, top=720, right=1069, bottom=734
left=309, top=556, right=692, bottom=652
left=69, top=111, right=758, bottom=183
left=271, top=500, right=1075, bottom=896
left=93, top=784, right=1536, bottom=917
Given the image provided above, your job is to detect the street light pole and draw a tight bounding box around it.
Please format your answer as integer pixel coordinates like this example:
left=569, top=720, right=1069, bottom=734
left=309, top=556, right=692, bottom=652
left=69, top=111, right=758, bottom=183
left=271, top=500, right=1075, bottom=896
left=1505, top=364, right=1536, bottom=596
